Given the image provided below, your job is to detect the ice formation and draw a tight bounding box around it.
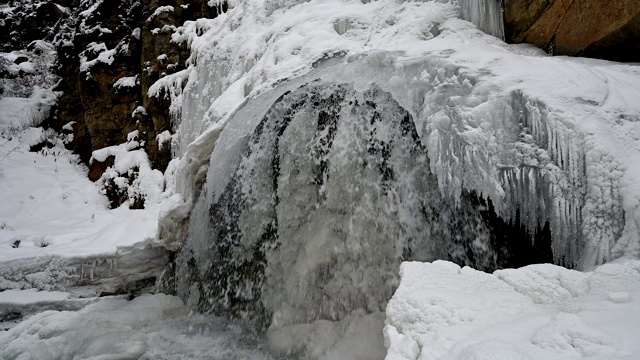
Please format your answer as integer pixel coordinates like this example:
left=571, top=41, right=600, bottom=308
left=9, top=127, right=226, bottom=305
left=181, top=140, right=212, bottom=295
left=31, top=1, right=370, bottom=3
left=459, top=0, right=504, bottom=40
left=0, top=294, right=278, bottom=360
left=148, top=1, right=640, bottom=358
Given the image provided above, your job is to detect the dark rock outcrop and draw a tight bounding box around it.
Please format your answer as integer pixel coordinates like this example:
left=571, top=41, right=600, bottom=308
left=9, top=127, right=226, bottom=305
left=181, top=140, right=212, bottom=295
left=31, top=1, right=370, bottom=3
left=504, top=0, right=640, bottom=61
left=0, top=1, right=69, bottom=53
left=51, top=0, right=226, bottom=172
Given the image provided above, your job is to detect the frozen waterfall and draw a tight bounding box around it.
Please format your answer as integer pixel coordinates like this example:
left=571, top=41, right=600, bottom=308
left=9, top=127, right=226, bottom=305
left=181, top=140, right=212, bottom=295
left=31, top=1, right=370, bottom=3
left=153, top=0, right=640, bottom=357
left=158, top=51, right=621, bottom=351
left=459, top=0, right=505, bottom=40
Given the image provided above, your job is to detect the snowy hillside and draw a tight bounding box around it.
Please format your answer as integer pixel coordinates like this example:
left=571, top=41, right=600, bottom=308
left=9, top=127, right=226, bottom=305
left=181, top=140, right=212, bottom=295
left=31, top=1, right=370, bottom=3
left=1, top=0, right=640, bottom=359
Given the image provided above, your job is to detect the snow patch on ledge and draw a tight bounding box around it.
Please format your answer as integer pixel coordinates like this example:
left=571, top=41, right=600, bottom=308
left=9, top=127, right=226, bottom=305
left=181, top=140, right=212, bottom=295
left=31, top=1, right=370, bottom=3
left=0, top=289, right=71, bottom=305
left=385, top=260, right=640, bottom=360
left=113, top=75, right=138, bottom=89
left=79, top=42, right=116, bottom=73
left=147, top=5, right=175, bottom=23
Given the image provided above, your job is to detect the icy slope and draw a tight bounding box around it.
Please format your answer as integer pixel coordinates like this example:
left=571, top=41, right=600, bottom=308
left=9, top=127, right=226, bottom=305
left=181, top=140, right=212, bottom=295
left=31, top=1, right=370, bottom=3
left=385, top=260, right=640, bottom=360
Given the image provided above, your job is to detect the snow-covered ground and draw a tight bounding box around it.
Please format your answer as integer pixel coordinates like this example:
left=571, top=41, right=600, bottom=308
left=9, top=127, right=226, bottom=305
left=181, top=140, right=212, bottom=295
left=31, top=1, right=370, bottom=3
left=0, top=90, right=168, bottom=295
left=385, top=260, right=640, bottom=360
left=1, top=0, right=640, bottom=358
left=0, top=95, right=161, bottom=259
left=0, top=128, right=160, bottom=262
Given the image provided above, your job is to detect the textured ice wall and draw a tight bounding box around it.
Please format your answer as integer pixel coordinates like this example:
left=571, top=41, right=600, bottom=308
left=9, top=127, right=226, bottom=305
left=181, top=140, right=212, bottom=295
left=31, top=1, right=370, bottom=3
left=168, top=79, right=513, bottom=331
left=162, top=49, right=632, bottom=335
left=459, top=0, right=505, bottom=40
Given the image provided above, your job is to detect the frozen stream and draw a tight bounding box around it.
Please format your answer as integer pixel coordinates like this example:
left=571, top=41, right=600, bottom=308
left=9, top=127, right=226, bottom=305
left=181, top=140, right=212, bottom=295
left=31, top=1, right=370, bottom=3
left=0, top=293, right=285, bottom=360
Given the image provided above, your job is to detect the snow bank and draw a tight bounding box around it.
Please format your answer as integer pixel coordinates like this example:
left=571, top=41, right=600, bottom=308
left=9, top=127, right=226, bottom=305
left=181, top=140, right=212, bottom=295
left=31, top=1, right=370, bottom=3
left=0, top=126, right=162, bottom=265
left=385, top=260, right=640, bottom=360
left=90, top=131, right=165, bottom=208
left=0, top=88, right=55, bottom=131
left=0, top=289, right=70, bottom=305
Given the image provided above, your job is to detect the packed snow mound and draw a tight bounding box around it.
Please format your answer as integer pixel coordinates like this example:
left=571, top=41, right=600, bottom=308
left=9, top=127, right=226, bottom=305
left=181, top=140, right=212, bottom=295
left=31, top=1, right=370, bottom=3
left=385, top=260, right=640, bottom=360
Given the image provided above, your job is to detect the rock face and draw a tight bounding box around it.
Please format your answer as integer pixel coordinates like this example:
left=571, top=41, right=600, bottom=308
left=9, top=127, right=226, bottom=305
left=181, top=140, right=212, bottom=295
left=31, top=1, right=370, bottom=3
left=504, top=0, right=640, bottom=61
left=51, top=0, right=226, bottom=171
left=1, top=0, right=226, bottom=208
left=0, top=1, right=70, bottom=53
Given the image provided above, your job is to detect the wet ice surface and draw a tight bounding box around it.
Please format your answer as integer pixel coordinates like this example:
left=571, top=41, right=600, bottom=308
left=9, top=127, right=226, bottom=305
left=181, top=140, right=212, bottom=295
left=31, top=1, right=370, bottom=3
left=0, top=293, right=282, bottom=360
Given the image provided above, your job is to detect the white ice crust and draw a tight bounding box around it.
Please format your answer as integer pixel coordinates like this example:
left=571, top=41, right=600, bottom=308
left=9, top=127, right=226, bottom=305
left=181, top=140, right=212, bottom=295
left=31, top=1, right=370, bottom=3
left=385, top=260, right=640, bottom=360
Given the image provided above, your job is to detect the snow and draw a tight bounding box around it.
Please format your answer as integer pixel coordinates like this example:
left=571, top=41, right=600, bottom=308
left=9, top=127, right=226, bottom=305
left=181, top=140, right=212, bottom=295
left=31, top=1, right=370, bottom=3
left=132, top=105, right=147, bottom=118
left=54, top=4, right=71, bottom=16
left=608, top=292, right=632, bottom=303
left=0, top=98, right=162, bottom=265
left=79, top=42, right=116, bottom=73
left=384, top=260, right=640, bottom=360
left=0, top=289, right=70, bottom=305
left=156, top=130, right=172, bottom=150
left=90, top=135, right=165, bottom=207
left=113, top=75, right=138, bottom=89
left=0, top=131, right=161, bottom=261
left=148, top=5, right=175, bottom=23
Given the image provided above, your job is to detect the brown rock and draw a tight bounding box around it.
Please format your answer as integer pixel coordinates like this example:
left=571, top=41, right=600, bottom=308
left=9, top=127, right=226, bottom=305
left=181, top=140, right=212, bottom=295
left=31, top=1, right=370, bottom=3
left=51, top=0, right=227, bottom=174
left=88, top=155, right=115, bottom=182
left=504, top=0, right=640, bottom=61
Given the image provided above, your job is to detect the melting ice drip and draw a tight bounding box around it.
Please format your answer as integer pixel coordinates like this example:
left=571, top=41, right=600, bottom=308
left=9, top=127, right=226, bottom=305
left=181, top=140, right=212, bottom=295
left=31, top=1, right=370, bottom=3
left=165, top=80, right=556, bottom=335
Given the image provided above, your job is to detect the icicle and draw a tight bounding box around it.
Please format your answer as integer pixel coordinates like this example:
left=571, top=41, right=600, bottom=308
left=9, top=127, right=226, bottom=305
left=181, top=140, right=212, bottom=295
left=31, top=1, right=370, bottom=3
left=458, top=0, right=505, bottom=40
left=90, top=260, right=95, bottom=281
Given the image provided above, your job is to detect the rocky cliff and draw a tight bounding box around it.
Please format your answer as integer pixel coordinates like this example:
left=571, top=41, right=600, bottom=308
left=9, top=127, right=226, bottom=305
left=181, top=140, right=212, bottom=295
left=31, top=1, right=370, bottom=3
left=504, top=0, right=640, bottom=61
left=2, top=0, right=228, bottom=208
left=53, top=0, right=225, bottom=172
